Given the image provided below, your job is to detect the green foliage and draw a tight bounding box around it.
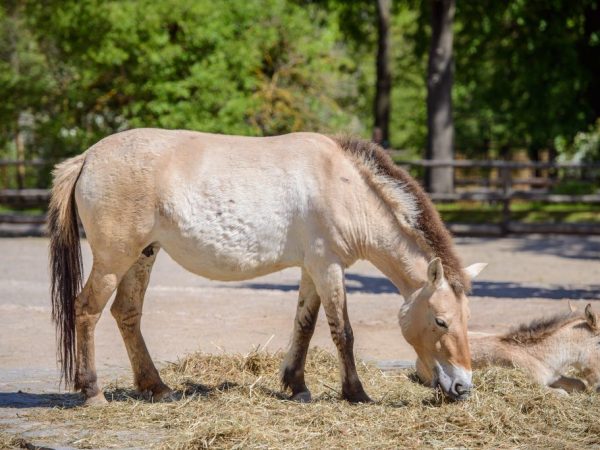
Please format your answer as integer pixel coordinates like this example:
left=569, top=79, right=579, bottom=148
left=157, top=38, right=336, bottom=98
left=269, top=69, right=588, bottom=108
left=556, top=119, right=600, bottom=163
left=551, top=180, right=597, bottom=195
left=451, top=0, right=598, bottom=156
left=437, top=201, right=600, bottom=224
left=2, top=0, right=360, bottom=161
left=0, top=0, right=598, bottom=177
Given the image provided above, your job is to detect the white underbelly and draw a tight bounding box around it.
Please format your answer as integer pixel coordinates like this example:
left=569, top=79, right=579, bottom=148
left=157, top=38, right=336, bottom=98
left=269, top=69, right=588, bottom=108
left=155, top=175, right=307, bottom=281
left=157, top=223, right=301, bottom=281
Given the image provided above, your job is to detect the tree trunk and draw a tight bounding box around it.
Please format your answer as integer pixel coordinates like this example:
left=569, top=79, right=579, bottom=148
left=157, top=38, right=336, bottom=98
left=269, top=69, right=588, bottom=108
left=425, top=0, right=455, bottom=193
left=15, top=121, right=25, bottom=190
left=373, top=0, right=392, bottom=148
left=10, top=5, right=25, bottom=190
left=581, top=3, right=600, bottom=119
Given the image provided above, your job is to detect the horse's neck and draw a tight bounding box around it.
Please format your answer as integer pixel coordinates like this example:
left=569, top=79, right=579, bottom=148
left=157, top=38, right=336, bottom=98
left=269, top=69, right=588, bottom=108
left=364, top=223, right=429, bottom=298
left=343, top=183, right=430, bottom=298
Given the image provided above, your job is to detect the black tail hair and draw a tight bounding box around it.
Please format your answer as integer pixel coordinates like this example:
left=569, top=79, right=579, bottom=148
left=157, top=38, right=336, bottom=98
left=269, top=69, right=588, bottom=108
left=48, top=155, right=85, bottom=387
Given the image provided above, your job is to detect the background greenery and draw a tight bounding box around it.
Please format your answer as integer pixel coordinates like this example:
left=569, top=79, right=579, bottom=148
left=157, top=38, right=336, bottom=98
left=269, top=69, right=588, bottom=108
left=1, top=0, right=599, bottom=176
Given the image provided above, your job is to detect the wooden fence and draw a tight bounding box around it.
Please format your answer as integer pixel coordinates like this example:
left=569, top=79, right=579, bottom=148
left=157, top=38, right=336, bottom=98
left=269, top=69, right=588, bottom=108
left=0, top=157, right=599, bottom=236
left=395, top=158, right=600, bottom=235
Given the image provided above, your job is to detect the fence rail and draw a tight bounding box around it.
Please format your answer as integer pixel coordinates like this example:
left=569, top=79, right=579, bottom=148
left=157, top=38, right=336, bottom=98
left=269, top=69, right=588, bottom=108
left=394, top=158, right=600, bottom=169
left=395, top=158, right=600, bottom=234
left=0, top=157, right=599, bottom=236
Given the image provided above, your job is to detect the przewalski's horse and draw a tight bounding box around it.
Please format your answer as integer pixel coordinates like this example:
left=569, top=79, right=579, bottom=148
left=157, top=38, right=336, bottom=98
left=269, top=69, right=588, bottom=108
left=49, top=129, right=486, bottom=405
left=417, top=304, right=600, bottom=394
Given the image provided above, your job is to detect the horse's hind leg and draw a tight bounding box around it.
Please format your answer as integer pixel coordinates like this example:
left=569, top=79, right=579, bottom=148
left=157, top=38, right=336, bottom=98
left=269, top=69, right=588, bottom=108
left=75, top=255, right=136, bottom=405
left=110, top=244, right=172, bottom=401
left=281, top=268, right=321, bottom=402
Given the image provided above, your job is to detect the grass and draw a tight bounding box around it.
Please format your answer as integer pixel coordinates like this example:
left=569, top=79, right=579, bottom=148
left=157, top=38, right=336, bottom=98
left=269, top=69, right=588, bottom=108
left=437, top=201, right=600, bottom=224
left=4, top=349, right=599, bottom=449
left=0, top=205, right=44, bottom=215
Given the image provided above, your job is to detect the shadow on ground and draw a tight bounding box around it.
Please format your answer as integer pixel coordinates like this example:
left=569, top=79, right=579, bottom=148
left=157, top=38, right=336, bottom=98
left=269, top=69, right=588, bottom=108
left=0, top=381, right=290, bottom=409
left=514, top=237, right=600, bottom=260
left=240, top=274, right=599, bottom=300
left=457, top=236, right=600, bottom=260
left=240, top=273, right=398, bottom=294
left=473, top=281, right=600, bottom=300
left=0, top=391, right=82, bottom=409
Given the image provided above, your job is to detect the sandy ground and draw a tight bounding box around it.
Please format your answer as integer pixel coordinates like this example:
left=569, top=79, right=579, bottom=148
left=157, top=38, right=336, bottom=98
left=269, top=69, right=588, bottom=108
left=1, top=235, right=599, bottom=391
left=0, top=235, right=599, bottom=447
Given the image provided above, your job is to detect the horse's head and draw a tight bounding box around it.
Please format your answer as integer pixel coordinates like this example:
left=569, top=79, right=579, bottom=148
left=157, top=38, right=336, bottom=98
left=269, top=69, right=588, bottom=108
left=399, top=258, right=486, bottom=400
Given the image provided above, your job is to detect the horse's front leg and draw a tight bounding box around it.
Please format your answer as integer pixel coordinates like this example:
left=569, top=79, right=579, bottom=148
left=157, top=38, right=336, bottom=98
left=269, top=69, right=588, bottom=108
left=110, top=244, right=173, bottom=401
left=281, top=268, right=321, bottom=402
left=309, top=260, right=371, bottom=403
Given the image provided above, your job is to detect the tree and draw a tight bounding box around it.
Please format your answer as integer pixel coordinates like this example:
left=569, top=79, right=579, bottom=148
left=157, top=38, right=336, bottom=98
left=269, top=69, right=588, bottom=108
left=374, top=0, right=392, bottom=147
left=8, top=0, right=358, bottom=167
left=451, top=0, right=598, bottom=159
left=425, top=0, right=455, bottom=193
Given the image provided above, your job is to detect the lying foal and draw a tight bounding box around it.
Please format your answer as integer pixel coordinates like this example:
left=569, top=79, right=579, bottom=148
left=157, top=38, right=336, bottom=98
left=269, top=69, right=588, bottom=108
left=470, top=304, right=600, bottom=394
left=417, top=304, right=600, bottom=395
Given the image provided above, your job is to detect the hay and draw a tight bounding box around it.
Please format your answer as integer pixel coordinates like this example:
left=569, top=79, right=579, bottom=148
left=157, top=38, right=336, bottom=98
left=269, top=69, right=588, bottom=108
left=9, top=348, right=600, bottom=449
left=0, top=432, right=25, bottom=449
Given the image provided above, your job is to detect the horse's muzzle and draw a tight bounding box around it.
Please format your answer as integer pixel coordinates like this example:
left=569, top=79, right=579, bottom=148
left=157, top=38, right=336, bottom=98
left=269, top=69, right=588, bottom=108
left=433, top=361, right=472, bottom=401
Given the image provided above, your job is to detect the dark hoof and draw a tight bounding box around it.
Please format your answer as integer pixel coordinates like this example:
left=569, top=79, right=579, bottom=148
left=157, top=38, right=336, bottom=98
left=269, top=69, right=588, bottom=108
left=141, top=383, right=177, bottom=402
left=344, top=390, right=373, bottom=404
left=290, top=390, right=312, bottom=403
left=152, top=388, right=179, bottom=402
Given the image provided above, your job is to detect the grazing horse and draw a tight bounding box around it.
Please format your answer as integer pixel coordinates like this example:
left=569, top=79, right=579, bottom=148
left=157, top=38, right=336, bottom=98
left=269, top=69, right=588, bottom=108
left=417, top=304, right=600, bottom=394
left=49, top=129, right=485, bottom=405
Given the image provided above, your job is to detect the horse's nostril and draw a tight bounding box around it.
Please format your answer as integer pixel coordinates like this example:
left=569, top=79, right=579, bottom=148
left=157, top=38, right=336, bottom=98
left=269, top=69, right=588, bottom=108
left=454, top=382, right=470, bottom=396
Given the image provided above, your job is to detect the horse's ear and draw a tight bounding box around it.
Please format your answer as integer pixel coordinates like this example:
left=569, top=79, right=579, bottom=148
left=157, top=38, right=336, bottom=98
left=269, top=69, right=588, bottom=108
left=584, top=304, right=598, bottom=330
left=463, top=262, right=487, bottom=280
left=427, top=258, right=444, bottom=288
left=568, top=301, right=577, bottom=313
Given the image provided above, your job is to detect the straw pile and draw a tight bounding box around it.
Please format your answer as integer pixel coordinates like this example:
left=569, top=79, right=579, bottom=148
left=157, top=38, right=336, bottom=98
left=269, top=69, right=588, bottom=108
left=7, top=348, right=600, bottom=449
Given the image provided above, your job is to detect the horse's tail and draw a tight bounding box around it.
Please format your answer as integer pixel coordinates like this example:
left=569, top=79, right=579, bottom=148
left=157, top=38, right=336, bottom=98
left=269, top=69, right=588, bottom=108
left=48, top=152, right=86, bottom=387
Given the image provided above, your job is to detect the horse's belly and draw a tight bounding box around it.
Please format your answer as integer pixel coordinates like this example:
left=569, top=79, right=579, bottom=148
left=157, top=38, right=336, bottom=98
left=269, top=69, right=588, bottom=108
left=155, top=189, right=304, bottom=281
left=159, top=230, right=298, bottom=281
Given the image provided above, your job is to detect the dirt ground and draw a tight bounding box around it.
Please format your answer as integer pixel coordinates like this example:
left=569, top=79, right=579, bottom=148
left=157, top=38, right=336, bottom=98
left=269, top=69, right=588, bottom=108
left=0, top=235, right=599, bottom=447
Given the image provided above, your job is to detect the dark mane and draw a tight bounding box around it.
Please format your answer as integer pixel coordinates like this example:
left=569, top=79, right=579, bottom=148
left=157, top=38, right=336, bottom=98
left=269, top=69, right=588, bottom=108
left=500, top=312, right=582, bottom=346
left=333, top=136, right=469, bottom=294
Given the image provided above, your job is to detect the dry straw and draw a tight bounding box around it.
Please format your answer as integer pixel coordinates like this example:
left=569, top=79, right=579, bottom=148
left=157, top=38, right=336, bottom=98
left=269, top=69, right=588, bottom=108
left=4, top=348, right=599, bottom=449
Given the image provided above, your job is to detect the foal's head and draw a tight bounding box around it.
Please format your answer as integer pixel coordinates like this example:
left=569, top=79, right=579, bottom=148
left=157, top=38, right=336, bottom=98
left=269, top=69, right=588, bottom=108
left=579, top=304, right=600, bottom=392
left=399, top=258, right=486, bottom=400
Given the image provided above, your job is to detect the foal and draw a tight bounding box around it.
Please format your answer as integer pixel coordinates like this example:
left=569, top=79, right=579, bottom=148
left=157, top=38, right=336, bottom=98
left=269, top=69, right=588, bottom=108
left=417, top=304, right=600, bottom=394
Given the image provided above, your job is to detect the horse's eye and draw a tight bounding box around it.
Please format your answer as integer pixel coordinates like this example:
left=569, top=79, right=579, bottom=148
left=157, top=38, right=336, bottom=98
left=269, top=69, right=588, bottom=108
left=435, top=318, right=448, bottom=329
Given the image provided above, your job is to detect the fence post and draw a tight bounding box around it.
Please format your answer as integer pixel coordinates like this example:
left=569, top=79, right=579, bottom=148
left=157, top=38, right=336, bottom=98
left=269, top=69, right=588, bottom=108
left=500, top=164, right=511, bottom=235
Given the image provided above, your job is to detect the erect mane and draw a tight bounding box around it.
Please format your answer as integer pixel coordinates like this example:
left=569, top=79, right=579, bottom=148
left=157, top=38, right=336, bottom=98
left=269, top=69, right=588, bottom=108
left=333, top=136, right=469, bottom=294
left=500, top=312, right=583, bottom=346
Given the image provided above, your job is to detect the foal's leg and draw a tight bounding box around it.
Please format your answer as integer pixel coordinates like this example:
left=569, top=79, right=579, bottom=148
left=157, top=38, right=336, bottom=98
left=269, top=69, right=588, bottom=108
left=309, top=261, right=371, bottom=403
left=281, top=268, right=321, bottom=402
left=110, top=244, right=172, bottom=401
left=75, top=257, right=135, bottom=405
left=550, top=376, right=587, bottom=393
